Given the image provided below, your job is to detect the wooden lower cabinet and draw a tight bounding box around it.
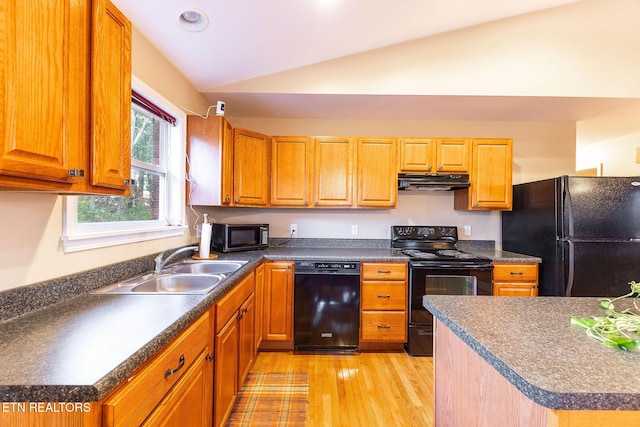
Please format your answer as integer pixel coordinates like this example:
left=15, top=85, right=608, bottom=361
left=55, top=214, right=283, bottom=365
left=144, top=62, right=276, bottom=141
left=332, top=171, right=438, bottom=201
left=492, top=262, right=539, bottom=296
left=260, top=261, right=294, bottom=350
left=214, top=311, right=240, bottom=427
left=213, top=271, right=256, bottom=427
left=141, top=349, right=213, bottom=426
left=102, top=309, right=214, bottom=427
left=359, top=262, right=408, bottom=350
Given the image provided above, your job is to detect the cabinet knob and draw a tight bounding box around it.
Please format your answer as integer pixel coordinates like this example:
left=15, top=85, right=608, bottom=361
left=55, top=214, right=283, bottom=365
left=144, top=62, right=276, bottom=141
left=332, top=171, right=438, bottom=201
left=314, top=201, right=318, bottom=206
left=224, top=195, right=230, bottom=202
left=437, top=166, right=443, bottom=171
left=205, top=353, right=214, bottom=362
left=124, top=179, right=136, bottom=185
left=427, top=166, right=432, bottom=171
left=68, top=168, right=85, bottom=177
left=235, top=199, right=240, bottom=203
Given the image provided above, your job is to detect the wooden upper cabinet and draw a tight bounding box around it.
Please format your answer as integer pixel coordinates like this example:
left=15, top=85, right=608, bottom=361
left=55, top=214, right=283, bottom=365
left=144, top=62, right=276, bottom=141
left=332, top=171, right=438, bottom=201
left=313, top=136, right=355, bottom=207
left=90, top=0, right=132, bottom=191
left=398, top=138, right=436, bottom=172
left=398, top=138, right=469, bottom=173
left=357, top=137, right=397, bottom=208
left=0, top=0, right=85, bottom=188
left=186, top=116, right=233, bottom=206
left=233, top=128, right=270, bottom=207
left=271, top=136, right=313, bottom=207
left=0, top=0, right=131, bottom=194
left=436, top=138, right=470, bottom=173
left=454, top=138, right=513, bottom=211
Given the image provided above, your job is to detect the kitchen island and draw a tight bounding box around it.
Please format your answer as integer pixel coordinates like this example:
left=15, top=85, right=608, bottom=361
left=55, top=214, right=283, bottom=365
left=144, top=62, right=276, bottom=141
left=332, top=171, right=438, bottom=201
left=423, top=295, right=640, bottom=427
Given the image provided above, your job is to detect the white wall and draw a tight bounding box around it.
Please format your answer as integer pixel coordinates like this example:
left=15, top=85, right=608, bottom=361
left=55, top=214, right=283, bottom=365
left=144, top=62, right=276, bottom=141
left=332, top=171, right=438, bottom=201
left=577, top=132, right=640, bottom=176
left=198, top=192, right=500, bottom=242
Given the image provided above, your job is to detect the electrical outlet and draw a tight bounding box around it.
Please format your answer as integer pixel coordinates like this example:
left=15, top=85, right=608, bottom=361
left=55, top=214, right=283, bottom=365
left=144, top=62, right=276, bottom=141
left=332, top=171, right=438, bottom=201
left=351, top=225, right=359, bottom=235
left=464, top=225, right=472, bottom=236
left=290, top=223, right=297, bottom=236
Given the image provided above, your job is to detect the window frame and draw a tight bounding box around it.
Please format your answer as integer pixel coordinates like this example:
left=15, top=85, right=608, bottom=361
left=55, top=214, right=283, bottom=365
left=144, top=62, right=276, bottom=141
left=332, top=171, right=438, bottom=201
left=61, top=76, right=187, bottom=253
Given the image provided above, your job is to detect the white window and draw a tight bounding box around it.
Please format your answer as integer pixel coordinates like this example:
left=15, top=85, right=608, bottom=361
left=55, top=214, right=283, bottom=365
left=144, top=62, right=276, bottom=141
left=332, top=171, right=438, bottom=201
left=62, top=76, right=186, bottom=252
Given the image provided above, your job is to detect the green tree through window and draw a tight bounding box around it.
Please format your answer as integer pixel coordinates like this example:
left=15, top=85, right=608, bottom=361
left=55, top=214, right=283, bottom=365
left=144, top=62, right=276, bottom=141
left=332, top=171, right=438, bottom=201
left=77, top=106, right=167, bottom=223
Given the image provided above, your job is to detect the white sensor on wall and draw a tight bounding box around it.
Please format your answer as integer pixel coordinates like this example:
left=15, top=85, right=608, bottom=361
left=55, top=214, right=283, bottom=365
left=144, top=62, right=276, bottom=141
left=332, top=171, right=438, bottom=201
left=216, top=101, right=225, bottom=116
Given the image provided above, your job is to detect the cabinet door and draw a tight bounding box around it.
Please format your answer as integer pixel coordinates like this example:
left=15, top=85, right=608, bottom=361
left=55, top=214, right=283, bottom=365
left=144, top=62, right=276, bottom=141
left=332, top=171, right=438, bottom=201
left=233, top=128, right=270, bottom=206
left=263, top=261, right=294, bottom=342
left=221, top=118, right=234, bottom=205
left=186, top=116, right=233, bottom=206
left=214, top=314, right=239, bottom=427
left=357, top=137, right=397, bottom=208
left=0, top=0, right=85, bottom=188
left=254, top=263, right=265, bottom=351
left=90, top=0, right=131, bottom=191
left=142, top=351, right=213, bottom=427
left=493, top=283, right=538, bottom=297
left=398, top=138, right=436, bottom=172
left=436, top=138, right=470, bottom=173
left=271, top=136, right=312, bottom=207
left=238, top=293, right=256, bottom=388
left=313, top=137, right=355, bottom=207
left=470, top=139, right=513, bottom=210
left=454, top=138, right=513, bottom=211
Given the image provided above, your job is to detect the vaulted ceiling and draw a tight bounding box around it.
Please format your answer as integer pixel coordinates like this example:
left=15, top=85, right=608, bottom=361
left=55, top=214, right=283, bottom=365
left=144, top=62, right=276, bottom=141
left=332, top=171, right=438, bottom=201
left=112, top=0, right=640, bottom=145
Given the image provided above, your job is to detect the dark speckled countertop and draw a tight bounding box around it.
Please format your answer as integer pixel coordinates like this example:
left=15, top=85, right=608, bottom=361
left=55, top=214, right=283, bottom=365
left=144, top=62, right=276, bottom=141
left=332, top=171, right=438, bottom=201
left=423, top=295, right=640, bottom=411
left=0, top=239, right=537, bottom=403
left=0, top=244, right=405, bottom=402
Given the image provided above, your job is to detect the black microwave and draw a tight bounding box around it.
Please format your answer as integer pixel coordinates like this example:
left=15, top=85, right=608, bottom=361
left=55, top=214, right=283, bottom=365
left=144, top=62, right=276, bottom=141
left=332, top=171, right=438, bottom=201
left=211, top=223, right=269, bottom=253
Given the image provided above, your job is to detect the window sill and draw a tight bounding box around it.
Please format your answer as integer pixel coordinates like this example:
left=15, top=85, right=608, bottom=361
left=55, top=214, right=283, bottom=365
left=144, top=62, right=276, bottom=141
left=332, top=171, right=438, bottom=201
left=61, top=224, right=187, bottom=253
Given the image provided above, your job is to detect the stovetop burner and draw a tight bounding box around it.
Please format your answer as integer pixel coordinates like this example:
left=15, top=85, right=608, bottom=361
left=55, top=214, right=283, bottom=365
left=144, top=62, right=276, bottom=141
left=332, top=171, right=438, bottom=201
left=391, top=225, right=492, bottom=266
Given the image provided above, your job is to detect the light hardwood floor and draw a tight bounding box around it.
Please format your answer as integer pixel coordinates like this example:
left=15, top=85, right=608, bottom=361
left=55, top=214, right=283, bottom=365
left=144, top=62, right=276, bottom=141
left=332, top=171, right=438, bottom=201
left=251, top=351, right=435, bottom=427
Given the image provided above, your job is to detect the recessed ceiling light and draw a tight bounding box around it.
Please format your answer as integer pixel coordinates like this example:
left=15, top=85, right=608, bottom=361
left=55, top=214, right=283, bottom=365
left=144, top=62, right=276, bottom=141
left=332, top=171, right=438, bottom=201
left=177, top=8, right=209, bottom=32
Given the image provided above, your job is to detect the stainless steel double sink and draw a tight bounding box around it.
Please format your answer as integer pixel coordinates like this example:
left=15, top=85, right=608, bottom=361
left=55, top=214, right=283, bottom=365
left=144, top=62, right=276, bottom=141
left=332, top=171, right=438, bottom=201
left=94, top=260, right=248, bottom=295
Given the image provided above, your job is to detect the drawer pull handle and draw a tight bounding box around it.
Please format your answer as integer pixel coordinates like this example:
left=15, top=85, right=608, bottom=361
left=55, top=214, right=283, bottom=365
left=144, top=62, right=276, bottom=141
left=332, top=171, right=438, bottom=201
left=510, top=271, right=524, bottom=275
left=377, top=270, right=391, bottom=274
left=377, top=294, right=391, bottom=298
left=164, top=355, right=185, bottom=379
left=377, top=324, right=391, bottom=329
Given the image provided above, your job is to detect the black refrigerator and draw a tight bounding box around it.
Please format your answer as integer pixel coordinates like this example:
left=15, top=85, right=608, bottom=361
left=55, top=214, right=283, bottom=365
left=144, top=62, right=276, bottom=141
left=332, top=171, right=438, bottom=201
left=501, top=176, right=640, bottom=297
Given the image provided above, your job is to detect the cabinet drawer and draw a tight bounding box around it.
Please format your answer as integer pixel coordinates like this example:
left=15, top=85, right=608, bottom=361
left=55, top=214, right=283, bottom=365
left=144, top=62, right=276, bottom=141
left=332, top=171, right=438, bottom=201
left=103, top=310, right=212, bottom=427
left=361, top=263, right=407, bottom=281
left=361, top=281, right=406, bottom=310
left=361, top=311, right=407, bottom=341
left=216, top=271, right=255, bottom=333
left=493, top=263, right=538, bottom=282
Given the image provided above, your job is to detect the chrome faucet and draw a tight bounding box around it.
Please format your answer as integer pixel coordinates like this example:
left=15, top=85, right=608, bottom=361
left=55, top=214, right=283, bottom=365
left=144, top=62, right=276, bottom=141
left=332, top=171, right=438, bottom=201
left=154, top=245, right=199, bottom=274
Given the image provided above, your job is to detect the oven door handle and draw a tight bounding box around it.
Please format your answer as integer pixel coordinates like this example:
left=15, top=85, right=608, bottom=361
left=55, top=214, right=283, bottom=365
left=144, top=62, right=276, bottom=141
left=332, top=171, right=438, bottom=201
left=411, top=263, right=493, bottom=269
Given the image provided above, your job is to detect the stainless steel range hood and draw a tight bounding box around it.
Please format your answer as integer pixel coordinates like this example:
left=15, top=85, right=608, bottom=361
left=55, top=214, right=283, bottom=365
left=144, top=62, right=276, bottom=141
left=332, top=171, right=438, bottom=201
left=398, top=173, right=470, bottom=191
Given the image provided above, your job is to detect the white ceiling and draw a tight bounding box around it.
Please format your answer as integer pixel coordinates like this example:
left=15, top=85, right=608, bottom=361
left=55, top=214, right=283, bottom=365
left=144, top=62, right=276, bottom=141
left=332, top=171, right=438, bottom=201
left=112, top=0, right=640, bottom=144
left=112, top=0, right=582, bottom=90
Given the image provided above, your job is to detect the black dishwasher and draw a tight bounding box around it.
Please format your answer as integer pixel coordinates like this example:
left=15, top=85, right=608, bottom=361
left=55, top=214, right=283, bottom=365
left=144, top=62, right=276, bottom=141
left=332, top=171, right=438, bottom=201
left=294, top=261, right=360, bottom=351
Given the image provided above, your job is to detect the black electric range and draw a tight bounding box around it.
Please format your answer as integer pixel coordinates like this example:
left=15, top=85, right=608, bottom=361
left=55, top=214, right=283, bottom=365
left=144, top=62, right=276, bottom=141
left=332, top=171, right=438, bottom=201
left=391, top=225, right=493, bottom=356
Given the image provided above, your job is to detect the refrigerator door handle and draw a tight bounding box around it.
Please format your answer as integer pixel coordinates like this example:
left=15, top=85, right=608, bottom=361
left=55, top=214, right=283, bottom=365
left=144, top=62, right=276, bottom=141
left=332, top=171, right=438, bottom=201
left=564, top=180, right=574, bottom=238
left=565, top=240, right=575, bottom=296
